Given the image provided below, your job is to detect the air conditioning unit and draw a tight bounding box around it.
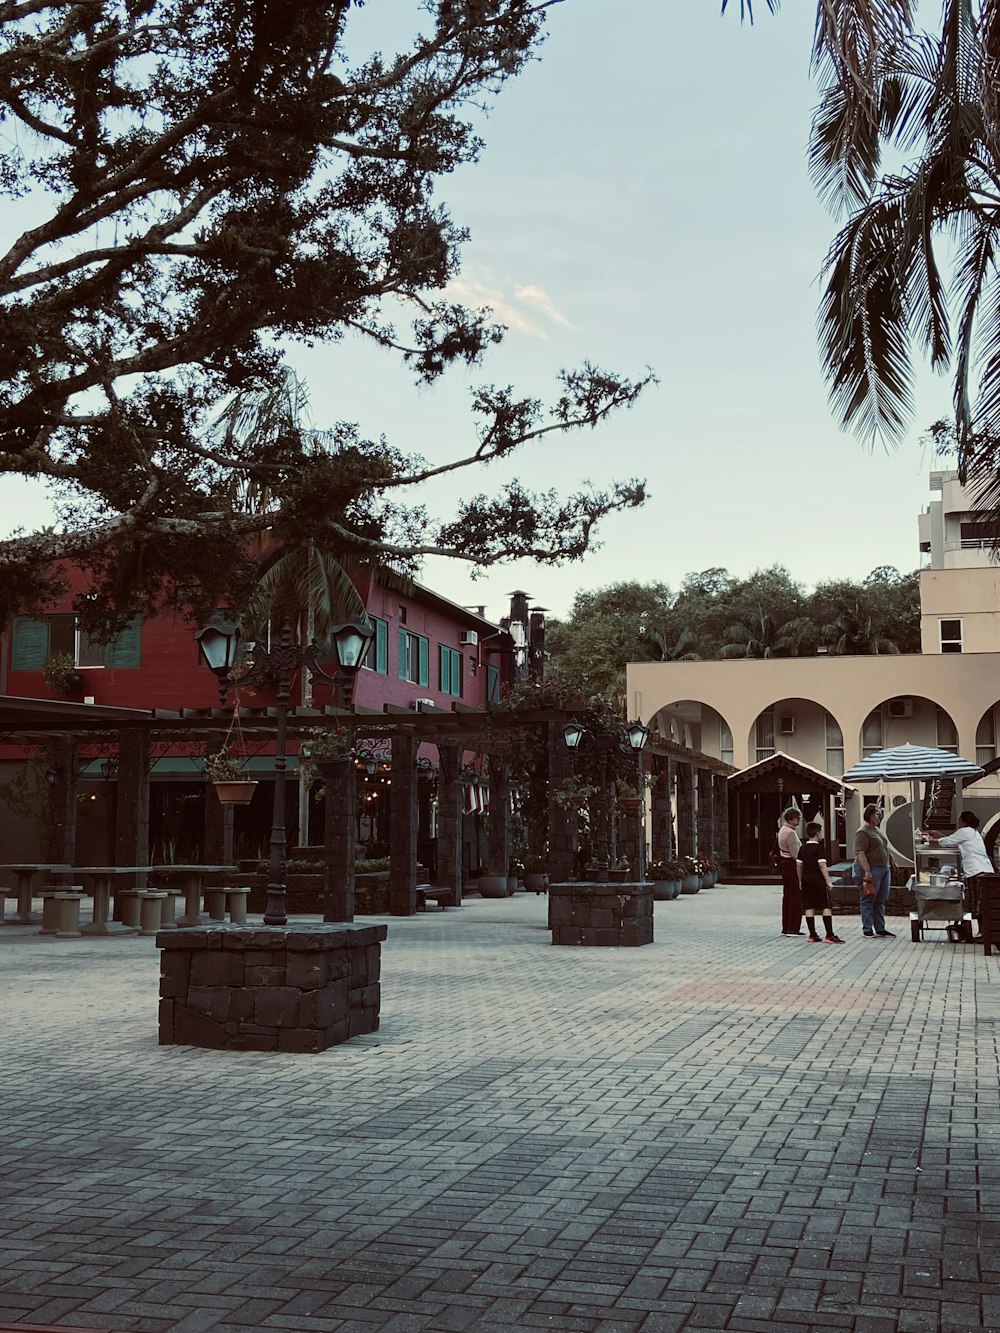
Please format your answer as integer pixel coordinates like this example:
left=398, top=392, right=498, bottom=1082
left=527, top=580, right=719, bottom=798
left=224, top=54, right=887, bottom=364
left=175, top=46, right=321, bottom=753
left=459, top=630, right=479, bottom=646
left=779, top=715, right=795, bottom=736
left=413, top=697, right=435, bottom=710
left=887, top=697, right=914, bottom=719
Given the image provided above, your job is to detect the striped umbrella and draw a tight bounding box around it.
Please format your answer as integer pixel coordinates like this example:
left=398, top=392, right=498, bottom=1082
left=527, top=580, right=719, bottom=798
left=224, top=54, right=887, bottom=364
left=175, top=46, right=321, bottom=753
left=841, top=743, right=983, bottom=784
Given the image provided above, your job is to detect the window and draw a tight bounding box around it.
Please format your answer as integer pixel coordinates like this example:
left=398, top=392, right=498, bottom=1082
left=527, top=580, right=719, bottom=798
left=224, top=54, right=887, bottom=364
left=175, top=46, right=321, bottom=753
left=439, top=645, right=462, bottom=697
left=861, top=709, right=883, bottom=758
left=486, top=663, right=502, bottom=703
left=824, top=711, right=844, bottom=779
left=755, top=711, right=774, bottom=763
left=936, top=709, right=959, bottom=753
left=11, top=615, right=141, bottom=669
left=363, top=617, right=389, bottom=674
left=940, top=618, right=963, bottom=653
left=398, top=629, right=428, bottom=685
left=977, top=709, right=996, bottom=766
left=719, top=720, right=734, bottom=768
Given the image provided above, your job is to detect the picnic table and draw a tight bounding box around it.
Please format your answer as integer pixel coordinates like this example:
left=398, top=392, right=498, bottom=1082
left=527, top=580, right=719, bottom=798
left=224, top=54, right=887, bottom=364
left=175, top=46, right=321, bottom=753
left=146, top=864, right=237, bottom=927
left=0, top=864, right=72, bottom=925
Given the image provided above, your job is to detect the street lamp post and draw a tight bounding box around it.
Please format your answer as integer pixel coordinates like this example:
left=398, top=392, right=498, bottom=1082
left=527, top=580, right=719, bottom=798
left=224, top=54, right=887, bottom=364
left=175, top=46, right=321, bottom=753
left=563, top=718, right=650, bottom=883
left=196, top=616, right=374, bottom=926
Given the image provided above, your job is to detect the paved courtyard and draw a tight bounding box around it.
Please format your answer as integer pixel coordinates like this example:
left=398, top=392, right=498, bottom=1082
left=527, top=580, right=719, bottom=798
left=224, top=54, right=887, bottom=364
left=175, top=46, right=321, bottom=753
left=2, top=883, right=1000, bottom=1333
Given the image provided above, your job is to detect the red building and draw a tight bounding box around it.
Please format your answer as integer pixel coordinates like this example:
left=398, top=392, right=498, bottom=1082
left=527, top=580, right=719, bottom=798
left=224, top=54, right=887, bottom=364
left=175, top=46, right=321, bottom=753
left=0, top=566, right=516, bottom=868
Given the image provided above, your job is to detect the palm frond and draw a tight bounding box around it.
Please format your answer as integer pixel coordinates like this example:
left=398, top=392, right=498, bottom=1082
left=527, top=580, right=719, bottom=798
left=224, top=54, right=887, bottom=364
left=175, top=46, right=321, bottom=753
left=952, top=218, right=996, bottom=448
left=719, top=0, right=779, bottom=22
left=818, top=184, right=914, bottom=442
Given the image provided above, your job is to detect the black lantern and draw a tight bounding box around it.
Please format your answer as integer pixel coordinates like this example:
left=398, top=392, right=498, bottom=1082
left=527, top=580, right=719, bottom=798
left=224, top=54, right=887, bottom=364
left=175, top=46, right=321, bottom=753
left=328, top=621, right=375, bottom=673
left=195, top=615, right=241, bottom=706
left=562, top=720, right=585, bottom=750
left=626, top=720, right=650, bottom=751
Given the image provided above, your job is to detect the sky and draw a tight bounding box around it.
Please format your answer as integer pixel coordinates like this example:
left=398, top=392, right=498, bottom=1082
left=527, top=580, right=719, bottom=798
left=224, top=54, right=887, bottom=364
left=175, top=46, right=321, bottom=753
left=0, top=1, right=951, bottom=623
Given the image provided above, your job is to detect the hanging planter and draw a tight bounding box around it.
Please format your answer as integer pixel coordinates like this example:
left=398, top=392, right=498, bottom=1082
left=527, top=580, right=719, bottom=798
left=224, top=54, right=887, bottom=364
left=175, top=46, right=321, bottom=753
left=619, top=797, right=644, bottom=813
left=212, top=780, right=258, bottom=805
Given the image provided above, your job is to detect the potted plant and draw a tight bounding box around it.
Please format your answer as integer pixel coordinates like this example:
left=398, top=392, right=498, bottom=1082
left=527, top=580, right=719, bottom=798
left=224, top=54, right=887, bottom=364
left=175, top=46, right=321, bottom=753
left=300, top=724, right=354, bottom=781
left=608, top=855, right=631, bottom=883
left=648, top=857, right=680, bottom=901
left=507, top=856, right=524, bottom=894
left=204, top=748, right=258, bottom=804
left=42, top=653, right=83, bottom=697
left=553, top=775, right=599, bottom=810
left=523, top=852, right=549, bottom=893
left=615, top=780, right=644, bottom=814
left=679, top=855, right=703, bottom=894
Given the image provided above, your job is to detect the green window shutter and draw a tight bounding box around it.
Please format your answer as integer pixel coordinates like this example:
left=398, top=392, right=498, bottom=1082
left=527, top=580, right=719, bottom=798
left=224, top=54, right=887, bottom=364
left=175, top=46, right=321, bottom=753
left=439, top=644, right=450, bottom=694
left=454, top=651, right=463, bottom=698
left=12, top=617, right=49, bottom=670
left=105, top=617, right=142, bottom=668
left=398, top=627, right=409, bottom=680
left=418, top=635, right=429, bottom=687
left=487, top=664, right=501, bottom=703
left=376, top=619, right=388, bottom=674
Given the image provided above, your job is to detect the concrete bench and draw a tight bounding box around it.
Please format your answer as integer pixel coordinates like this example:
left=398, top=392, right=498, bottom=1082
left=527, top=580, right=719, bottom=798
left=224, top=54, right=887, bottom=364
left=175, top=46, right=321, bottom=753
left=39, top=886, right=86, bottom=937
left=204, top=885, right=251, bottom=924
left=416, top=885, right=455, bottom=911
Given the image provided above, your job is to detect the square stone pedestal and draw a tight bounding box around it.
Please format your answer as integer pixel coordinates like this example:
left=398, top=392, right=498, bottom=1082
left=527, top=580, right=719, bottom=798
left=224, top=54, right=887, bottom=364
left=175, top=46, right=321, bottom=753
left=157, top=922, right=388, bottom=1052
left=548, top=882, right=654, bottom=946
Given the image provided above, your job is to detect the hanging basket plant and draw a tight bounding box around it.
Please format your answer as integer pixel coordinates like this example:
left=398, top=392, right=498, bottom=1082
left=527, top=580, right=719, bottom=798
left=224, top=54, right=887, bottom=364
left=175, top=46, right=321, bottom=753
left=42, top=653, right=84, bottom=697
left=203, top=722, right=257, bottom=805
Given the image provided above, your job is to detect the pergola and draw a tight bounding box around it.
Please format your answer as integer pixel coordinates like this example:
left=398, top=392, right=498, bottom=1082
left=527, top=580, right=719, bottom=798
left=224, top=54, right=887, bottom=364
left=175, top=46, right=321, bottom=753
left=0, top=694, right=737, bottom=910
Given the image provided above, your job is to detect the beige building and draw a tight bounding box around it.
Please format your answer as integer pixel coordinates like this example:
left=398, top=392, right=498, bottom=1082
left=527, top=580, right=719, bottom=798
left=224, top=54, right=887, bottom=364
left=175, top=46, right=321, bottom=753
left=626, top=468, right=1000, bottom=868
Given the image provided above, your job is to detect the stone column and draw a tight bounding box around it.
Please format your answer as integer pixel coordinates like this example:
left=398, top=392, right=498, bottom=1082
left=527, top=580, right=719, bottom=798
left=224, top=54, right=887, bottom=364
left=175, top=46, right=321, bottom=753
left=547, top=721, right=576, bottom=884
left=714, top=773, right=730, bottom=864
left=696, top=768, right=713, bottom=858
left=649, top=756, right=673, bottom=862
left=676, top=760, right=695, bottom=858
left=203, top=793, right=233, bottom=865
left=321, top=757, right=356, bottom=922
left=486, top=762, right=511, bottom=877
left=115, top=728, right=149, bottom=867
left=434, top=746, right=463, bottom=905
left=389, top=734, right=418, bottom=915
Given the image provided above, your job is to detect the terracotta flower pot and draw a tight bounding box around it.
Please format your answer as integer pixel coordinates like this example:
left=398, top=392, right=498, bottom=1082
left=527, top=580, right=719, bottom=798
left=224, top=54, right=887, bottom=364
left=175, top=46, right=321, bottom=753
left=212, top=780, right=258, bottom=805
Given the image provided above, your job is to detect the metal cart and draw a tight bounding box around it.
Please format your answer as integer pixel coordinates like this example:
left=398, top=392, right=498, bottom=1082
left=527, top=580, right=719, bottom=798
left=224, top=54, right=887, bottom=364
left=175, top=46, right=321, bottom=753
left=908, top=871, right=973, bottom=942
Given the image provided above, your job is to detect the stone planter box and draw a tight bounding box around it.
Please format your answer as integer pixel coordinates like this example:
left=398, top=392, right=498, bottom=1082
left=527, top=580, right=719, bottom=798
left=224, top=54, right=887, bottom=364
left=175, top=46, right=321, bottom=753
left=245, top=871, right=390, bottom=915
left=157, top=921, right=387, bottom=1052
left=547, top=882, right=653, bottom=947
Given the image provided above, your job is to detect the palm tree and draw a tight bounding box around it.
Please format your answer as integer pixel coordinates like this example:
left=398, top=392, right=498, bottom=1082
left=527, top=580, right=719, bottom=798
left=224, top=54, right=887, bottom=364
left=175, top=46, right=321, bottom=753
left=718, top=607, right=812, bottom=659
left=639, top=625, right=702, bottom=662
left=214, top=368, right=411, bottom=647
left=819, top=600, right=900, bottom=655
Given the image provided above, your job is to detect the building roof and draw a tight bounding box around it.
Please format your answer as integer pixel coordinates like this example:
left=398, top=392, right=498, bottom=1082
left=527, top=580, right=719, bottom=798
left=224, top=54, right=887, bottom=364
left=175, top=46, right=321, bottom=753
left=728, top=750, right=856, bottom=796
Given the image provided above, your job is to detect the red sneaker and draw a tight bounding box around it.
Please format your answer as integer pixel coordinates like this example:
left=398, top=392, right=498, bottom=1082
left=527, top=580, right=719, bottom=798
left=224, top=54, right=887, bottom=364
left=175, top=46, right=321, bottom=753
left=824, top=935, right=845, bottom=944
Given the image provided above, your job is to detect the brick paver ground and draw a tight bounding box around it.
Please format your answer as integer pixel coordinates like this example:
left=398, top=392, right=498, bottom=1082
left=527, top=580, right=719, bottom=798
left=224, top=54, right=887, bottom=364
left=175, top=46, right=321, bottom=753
left=2, top=883, right=999, bottom=1333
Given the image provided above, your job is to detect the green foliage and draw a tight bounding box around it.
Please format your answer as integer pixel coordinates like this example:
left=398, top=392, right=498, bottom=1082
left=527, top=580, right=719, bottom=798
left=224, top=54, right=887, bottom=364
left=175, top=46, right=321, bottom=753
left=0, top=3, right=652, bottom=632
left=548, top=565, right=921, bottom=680
left=41, top=653, right=82, bottom=696
left=203, top=749, right=248, bottom=782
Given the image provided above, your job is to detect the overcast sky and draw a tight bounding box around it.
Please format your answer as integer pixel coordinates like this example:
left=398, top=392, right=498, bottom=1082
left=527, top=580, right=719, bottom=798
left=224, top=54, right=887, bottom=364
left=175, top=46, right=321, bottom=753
left=1, top=2, right=950, bottom=622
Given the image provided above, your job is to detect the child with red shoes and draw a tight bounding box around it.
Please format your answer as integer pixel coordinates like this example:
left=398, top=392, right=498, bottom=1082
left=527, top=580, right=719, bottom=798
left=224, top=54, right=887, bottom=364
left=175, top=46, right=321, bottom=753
left=796, top=822, right=845, bottom=944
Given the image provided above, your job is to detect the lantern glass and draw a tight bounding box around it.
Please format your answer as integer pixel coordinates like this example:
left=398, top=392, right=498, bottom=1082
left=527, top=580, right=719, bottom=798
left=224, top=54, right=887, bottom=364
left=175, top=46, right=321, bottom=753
left=330, top=621, right=375, bottom=672
left=195, top=616, right=241, bottom=673
left=562, top=721, right=585, bottom=750
left=626, top=720, right=650, bottom=751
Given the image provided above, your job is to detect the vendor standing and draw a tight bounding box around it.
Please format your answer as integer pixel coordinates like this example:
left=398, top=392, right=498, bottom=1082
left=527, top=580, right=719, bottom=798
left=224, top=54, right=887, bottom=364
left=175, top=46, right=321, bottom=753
left=917, top=810, right=994, bottom=936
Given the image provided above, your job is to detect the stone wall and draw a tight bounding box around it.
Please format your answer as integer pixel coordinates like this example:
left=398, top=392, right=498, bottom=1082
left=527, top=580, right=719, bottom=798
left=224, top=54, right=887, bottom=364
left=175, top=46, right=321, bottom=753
left=548, top=882, right=653, bottom=947
left=157, top=921, right=387, bottom=1052
left=244, top=872, right=391, bottom=916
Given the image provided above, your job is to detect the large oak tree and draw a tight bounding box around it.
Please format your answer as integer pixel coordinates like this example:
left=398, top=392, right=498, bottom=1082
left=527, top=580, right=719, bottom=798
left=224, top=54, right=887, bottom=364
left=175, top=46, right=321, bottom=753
left=0, top=1, right=650, bottom=636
